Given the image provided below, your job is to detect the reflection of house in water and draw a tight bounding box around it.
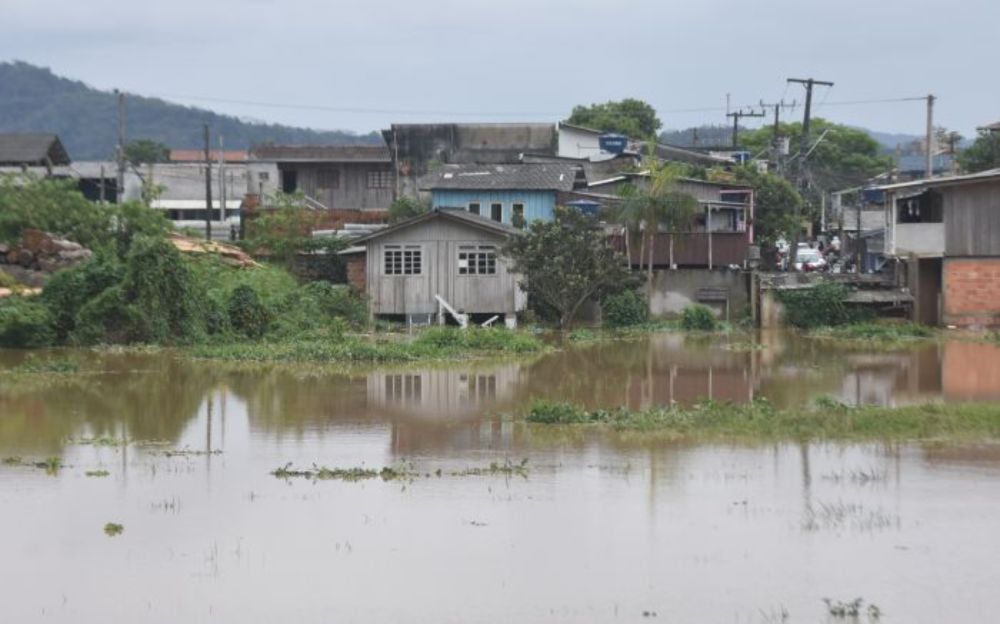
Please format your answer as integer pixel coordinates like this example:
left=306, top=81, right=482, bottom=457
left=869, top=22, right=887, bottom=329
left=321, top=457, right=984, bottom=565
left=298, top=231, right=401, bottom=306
left=367, top=363, right=523, bottom=420
left=367, top=363, right=526, bottom=456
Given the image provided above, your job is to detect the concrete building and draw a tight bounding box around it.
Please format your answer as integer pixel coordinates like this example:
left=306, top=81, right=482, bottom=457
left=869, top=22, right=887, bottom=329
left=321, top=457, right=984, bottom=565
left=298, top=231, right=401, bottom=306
left=878, top=168, right=1000, bottom=327
left=383, top=123, right=558, bottom=199
left=345, top=209, right=526, bottom=325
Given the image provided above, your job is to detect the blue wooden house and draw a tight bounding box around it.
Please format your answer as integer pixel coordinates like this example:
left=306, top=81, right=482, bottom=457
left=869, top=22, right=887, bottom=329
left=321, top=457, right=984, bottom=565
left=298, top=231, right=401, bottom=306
left=419, top=163, right=581, bottom=226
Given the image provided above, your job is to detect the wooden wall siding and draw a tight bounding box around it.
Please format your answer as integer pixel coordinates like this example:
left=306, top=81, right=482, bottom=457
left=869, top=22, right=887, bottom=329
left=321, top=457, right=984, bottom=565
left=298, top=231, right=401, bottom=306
left=366, top=220, right=522, bottom=315
left=281, top=163, right=393, bottom=210
left=611, top=232, right=748, bottom=267
left=430, top=190, right=556, bottom=224
left=944, top=182, right=1000, bottom=256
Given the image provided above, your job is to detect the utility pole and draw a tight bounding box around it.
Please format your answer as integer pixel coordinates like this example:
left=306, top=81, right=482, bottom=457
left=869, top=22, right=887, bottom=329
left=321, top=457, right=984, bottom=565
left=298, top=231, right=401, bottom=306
left=115, top=89, right=126, bottom=203
left=759, top=99, right=796, bottom=175
left=726, top=108, right=765, bottom=149
left=787, top=77, right=834, bottom=186
left=99, top=165, right=106, bottom=204
left=203, top=124, right=213, bottom=241
left=925, top=94, right=936, bottom=179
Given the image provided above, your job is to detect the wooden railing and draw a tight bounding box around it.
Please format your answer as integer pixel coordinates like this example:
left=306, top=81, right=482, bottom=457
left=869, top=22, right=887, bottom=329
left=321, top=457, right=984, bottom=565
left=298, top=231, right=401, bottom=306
left=610, top=232, right=749, bottom=268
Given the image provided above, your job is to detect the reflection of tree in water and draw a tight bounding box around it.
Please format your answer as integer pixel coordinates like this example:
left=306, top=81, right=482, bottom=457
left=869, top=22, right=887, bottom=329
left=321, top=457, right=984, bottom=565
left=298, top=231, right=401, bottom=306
left=0, top=355, right=218, bottom=454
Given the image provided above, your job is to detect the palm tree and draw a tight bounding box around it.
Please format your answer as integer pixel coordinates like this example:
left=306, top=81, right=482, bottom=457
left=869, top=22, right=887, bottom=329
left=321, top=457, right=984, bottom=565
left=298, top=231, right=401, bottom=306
left=615, top=162, right=698, bottom=297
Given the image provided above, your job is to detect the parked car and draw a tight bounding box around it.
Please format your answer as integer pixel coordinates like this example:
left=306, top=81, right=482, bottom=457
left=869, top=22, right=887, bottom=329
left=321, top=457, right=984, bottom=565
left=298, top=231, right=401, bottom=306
left=794, top=247, right=827, bottom=272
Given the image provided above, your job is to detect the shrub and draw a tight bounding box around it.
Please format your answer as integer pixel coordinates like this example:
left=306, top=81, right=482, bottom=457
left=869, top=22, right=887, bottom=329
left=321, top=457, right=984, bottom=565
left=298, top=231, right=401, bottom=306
left=602, top=290, right=648, bottom=328
left=777, top=282, right=870, bottom=328
left=680, top=304, right=720, bottom=331
left=526, top=401, right=592, bottom=424
left=72, top=286, right=134, bottom=344
left=41, top=255, right=125, bottom=342
left=227, top=284, right=271, bottom=338
left=0, top=297, right=55, bottom=348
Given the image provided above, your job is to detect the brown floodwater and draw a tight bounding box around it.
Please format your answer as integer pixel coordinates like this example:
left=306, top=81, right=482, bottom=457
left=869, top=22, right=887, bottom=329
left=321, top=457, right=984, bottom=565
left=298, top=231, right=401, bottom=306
left=2, top=332, right=1000, bottom=622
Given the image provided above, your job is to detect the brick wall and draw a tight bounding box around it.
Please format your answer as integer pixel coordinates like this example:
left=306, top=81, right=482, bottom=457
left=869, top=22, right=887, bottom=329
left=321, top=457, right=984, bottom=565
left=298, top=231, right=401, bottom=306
left=944, top=258, right=1000, bottom=327
left=346, top=254, right=366, bottom=293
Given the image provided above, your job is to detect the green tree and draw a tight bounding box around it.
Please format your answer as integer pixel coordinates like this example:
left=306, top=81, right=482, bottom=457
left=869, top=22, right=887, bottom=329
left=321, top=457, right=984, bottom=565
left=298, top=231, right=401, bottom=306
left=740, top=118, right=890, bottom=191
left=567, top=98, right=662, bottom=138
left=503, top=206, right=633, bottom=328
left=724, top=166, right=805, bottom=265
left=244, top=192, right=347, bottom=264
left=388, top=196, right=430, bottom=223
left=124, top=139, right=171, bottom=164
left=958, top=130, right=1000, bottom=173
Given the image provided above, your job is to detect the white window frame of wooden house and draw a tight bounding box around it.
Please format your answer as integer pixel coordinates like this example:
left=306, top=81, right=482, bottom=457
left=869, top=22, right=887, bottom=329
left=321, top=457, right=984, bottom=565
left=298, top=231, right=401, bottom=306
left=383, top=244, right=423, bottom=276
left=467, top=201, right=482, bottom=216
left=457, top=244, right=498, bottom=276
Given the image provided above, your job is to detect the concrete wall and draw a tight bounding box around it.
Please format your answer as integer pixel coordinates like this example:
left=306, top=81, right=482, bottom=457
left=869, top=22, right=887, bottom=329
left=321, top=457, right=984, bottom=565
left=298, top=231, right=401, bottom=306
left=943, top=257, right=1000, bottom=327
left=647, top=268, right=749, bottom=319
left=893, top=222, right=945, bottom=257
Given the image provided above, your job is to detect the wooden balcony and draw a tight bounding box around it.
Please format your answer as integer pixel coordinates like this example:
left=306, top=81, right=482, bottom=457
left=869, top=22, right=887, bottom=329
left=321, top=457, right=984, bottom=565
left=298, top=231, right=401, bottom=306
left=610, top=232, right=750, bottom=268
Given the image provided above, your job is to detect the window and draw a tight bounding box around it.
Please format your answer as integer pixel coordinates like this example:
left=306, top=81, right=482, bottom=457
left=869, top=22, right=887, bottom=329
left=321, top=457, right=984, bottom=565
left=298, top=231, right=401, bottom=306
left=258, top=171, right=270, bottom=182
left=512, top=203, right=525, bottom=227
left=468, top=202, right=481, bottom=216
left=317, top=168, right=340, bottom=189
left=384, top=245, right=422, bottom=275
left=367, top=170, right=392, bottom=188
left=385, top=374, right=422, bottom=403
left=490, top=203, right=503, bottom=222
left=458, top=245, right=497, bottom=275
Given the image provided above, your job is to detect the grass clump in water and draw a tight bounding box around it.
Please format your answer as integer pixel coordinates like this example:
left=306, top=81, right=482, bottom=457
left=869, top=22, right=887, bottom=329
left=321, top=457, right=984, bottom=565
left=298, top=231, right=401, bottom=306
left=85, top=470, right=110, bottom=477
left=811, top=321, right=935, bottom=343
left=271, top=463, right=413, bottom=482
left=4, top=356, right=82, bottom=375
left=193, top=326, right=544, bottom=364
left=526, top=398, right=1000, bottom=441
left=103, top=522, right=124, bottom=537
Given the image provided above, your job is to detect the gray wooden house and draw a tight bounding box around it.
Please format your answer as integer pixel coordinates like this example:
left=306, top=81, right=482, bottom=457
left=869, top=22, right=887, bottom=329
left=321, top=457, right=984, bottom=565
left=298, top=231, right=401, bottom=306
left=346, top=209, right=526, bottom=326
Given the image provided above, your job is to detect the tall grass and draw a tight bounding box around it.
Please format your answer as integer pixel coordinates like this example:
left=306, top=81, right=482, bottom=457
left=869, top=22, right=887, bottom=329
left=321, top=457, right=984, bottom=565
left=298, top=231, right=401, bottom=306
left=526, top=399, right=1000, bottom=440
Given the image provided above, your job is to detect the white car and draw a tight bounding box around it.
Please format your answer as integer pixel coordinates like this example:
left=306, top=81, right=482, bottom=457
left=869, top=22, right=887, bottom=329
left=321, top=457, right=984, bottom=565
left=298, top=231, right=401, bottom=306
left=794, top=248, right=827, bottom=272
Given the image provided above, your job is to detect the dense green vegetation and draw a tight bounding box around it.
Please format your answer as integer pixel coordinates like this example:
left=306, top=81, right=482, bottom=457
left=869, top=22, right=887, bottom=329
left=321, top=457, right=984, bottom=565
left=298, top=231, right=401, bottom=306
left=810, top=322, right=935, bottom=343
left=777, top=282, right=871, bottom=329
left=526, top=398, right=1000, bottom=441
left=504, top=206, right=635, bottom=328
left=602, top=290, right=648, bottom=328
left=0, top=61, right=379, bottom=159
left=679, top=304, right=720, bottom=331
left=957, top=129, right=1000, bottom=173
left=566, top=98, right=661, bottom=138
left=191, top=326, right=544, bottom=364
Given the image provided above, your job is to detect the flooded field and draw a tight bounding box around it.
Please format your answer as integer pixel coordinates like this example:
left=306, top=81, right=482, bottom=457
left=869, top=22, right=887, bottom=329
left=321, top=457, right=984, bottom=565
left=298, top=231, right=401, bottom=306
left=2, top=332, right=1000, bottom=622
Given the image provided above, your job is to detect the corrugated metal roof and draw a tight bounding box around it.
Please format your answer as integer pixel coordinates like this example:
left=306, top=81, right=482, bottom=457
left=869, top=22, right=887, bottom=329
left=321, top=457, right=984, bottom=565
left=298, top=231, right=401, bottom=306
left=873, top=168, right=1000, bottom=191
left=352, top=208, right=515, bottom=244
left=0, top=133, right=70, bottom=166
left=249, top=144, right=390, bottom=162
left=420, top=163, right=580, bottom=191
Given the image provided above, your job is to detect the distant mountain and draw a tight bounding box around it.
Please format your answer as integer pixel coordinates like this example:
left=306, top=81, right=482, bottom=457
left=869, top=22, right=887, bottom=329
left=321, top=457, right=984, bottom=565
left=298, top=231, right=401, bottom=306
left=0, top=61, right=381, bottom=160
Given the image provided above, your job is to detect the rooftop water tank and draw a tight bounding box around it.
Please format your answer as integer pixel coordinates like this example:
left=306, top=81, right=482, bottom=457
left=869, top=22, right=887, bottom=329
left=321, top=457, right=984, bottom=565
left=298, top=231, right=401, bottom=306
left=599, top=134, right=628, bottom=154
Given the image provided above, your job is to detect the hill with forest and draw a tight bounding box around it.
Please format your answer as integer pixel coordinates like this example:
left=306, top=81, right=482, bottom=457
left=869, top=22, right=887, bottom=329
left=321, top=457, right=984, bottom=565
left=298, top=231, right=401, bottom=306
left=0, top=61, right=381, bottom=160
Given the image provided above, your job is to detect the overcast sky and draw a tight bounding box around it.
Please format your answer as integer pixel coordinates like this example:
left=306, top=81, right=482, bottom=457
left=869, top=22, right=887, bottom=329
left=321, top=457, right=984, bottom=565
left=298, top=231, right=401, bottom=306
left=1, top=0, right=995, bottom=138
